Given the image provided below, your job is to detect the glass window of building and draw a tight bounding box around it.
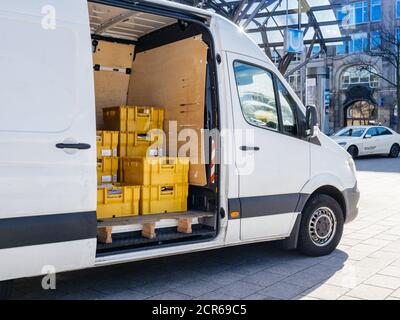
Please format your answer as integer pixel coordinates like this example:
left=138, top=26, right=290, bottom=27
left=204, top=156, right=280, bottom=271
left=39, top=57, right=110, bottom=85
left=337, top=7, right=347, bottom=22
left=340, top=2, right=369, bottom=26
left=349, top=33, right=368, bottom=53
left=354, top=1, right=369, bottom=24
left=371, top=0, right=381, bottom=21
left=341, top=66, right=379, bottom=89
left=288, top=70, right=301, bottom=92
left=336, top=41, right=347, bottom=55
left=397, top=0, right=400, bottom=18
left=371, top=32, right=381, bottom=50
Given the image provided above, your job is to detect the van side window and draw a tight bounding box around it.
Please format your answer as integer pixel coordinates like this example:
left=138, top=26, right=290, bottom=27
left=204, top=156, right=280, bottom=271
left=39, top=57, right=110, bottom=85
left=276, top=80, right=298, bottom=136
left=233, top=62, right=279, bottom=131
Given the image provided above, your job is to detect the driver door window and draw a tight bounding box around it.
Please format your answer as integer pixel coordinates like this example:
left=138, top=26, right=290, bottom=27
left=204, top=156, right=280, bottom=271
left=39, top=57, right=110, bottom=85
left=233, top=62, right=279, bottom=131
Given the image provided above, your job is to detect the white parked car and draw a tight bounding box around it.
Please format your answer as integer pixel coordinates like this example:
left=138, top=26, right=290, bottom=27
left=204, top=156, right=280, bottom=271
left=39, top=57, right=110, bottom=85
left=331, top=126, right=400, bottom=159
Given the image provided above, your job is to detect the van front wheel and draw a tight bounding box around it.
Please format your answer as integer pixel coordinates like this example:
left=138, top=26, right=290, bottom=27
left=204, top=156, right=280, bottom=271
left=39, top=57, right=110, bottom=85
left=297, top=194, right=344, bottom=257
left=0, top=280, right=13, bottom=300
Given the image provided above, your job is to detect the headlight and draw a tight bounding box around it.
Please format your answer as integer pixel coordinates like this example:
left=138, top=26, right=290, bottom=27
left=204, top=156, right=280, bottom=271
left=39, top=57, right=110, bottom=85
left=338, top=142, right=347, bottom=147
left=347, top=157, right=356, bottom=175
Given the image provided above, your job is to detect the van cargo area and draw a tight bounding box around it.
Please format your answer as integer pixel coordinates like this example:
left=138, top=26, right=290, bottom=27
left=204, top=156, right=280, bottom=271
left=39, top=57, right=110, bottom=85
left=88, top=1, right=219, bottom=255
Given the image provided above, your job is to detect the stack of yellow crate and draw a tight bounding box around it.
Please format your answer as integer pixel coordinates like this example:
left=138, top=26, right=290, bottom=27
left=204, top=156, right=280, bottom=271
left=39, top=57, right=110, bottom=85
left=96, top=130, right=140, bottom=220
left=103, top=105, right=164, bottom=158
left=122, top=157, right=189, bottom=215
left=103, top=105, right=189, bottom=216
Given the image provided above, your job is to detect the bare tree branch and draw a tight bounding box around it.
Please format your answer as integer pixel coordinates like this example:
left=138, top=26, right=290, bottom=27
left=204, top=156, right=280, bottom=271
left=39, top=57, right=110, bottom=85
left=357, top=65, right=397, bottom=87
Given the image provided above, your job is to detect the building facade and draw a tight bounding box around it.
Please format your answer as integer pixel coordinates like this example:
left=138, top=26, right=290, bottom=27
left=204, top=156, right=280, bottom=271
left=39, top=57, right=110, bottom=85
left=286, top=0, right=399, bottom=133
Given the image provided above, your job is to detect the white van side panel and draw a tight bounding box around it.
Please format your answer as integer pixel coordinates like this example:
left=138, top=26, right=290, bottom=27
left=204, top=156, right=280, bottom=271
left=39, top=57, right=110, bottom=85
left=0, top=239, right=96, bottom=281
left=0, top=1, right=96, bottom=218
left=0, top=0, right=97, bottom=281
left=240, top=213, right=299, bottom=241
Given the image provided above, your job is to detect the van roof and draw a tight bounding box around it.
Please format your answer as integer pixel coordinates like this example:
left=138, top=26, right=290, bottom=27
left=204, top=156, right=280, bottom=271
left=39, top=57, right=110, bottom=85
left=141, top=0, right=214, bottom=20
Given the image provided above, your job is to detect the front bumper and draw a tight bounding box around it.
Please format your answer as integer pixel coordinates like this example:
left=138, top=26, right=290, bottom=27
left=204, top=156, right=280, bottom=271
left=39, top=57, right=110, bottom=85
left=342, top=182, right=360, bottom=223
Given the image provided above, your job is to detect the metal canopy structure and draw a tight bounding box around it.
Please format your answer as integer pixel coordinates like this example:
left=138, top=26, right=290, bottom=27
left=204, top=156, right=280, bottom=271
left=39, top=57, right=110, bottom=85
left=178, top=0, right=342, bottom=74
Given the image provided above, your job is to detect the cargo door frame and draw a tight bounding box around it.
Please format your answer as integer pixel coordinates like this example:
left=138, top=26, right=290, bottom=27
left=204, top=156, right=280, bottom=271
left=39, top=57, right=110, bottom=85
left=89, top=0, right=224, bottom=257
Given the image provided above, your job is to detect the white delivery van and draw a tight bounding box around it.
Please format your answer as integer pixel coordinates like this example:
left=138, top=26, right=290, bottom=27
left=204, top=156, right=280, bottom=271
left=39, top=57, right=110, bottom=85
left=0, top=0, right=360, bottom=298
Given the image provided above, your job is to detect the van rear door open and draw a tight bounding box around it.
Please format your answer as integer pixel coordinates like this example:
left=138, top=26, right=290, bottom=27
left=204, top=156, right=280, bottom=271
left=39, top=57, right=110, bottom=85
left=0, top=0, right=97, bottom=281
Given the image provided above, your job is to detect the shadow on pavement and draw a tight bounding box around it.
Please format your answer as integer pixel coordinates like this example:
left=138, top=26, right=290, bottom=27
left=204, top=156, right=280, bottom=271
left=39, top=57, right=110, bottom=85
left=12, top=242, right=349, bottom=300
left=355, top=156, right=400, bottom=174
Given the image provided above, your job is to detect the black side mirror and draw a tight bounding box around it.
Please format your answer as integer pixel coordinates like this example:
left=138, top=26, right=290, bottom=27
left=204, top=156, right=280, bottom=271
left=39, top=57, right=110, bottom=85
left=305, top=105, right=319, bottom=138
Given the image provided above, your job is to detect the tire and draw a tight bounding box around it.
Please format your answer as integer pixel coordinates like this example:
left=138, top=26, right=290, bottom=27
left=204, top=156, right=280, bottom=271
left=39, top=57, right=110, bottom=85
left=297, top=194, right=344, bottom=257
left=389, top=144, right=400, bottom=158
left=0, top=280, right=13, bottom=300
left=347, top=145, right=358, bottom=159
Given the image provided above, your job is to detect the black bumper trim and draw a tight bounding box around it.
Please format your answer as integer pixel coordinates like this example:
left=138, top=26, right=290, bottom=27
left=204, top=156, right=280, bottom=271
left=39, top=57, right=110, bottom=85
left=343, top=183, right=360, bottom=223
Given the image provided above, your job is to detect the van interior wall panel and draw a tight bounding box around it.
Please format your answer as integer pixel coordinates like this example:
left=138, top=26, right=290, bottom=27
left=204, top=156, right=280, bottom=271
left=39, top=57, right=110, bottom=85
left=93, top=41, right=135, bottom=128
left=127, top=35, right=208, bottom=186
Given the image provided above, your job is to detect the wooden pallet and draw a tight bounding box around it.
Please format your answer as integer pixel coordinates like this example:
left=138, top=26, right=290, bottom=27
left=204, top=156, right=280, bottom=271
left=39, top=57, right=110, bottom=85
left=97, top=211, right=213, bottom=244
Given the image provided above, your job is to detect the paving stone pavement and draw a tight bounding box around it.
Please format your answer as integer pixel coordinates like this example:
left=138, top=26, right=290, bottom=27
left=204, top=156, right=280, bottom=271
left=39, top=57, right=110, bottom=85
left=12, top=156, right=400, bottom=300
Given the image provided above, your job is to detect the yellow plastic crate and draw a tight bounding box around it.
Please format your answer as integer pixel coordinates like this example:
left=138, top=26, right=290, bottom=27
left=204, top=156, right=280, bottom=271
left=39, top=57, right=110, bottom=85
left=140, top=184, right=188, bottom=215
left=97, top=157, right=119, bottom=184
left=122, top=157, right=189, bottom=186
left=103, top=106, right=164, bottom=132
left=96, top=131, right=119, bottom=157
left=119, top=132, right=162, bottom=157
left=97, top=185, right=140, bottom=219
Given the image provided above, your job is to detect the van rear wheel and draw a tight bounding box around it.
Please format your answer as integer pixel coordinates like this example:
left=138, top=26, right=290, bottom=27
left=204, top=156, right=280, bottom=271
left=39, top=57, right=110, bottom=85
left=0, top=280, right=13, bottom=300
left=297, top=194, right=344, bottom=257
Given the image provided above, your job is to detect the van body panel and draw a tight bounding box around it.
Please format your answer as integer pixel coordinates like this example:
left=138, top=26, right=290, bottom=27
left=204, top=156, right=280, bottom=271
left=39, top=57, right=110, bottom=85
left=212, top=17, right=268, bottom=64
left=240, top=212, right=299, bottom=241
left=0, top=0, right=97, bottom=280
left=0, top=0, right=96, bottom=218
left=0, top=239, right=96, bottom=281
left=309, top=134, right=357, bottom=192
left=0, top=0, right=90, bottom=23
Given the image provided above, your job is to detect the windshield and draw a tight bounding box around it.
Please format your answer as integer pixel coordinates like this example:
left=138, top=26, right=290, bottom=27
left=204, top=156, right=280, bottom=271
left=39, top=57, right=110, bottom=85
left=336, top=128, right=366, bottom=137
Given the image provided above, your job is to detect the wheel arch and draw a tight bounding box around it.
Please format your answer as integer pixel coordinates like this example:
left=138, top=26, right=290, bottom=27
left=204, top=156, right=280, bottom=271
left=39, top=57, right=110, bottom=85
left=283, top=184, right=347, bottom=251
left=304, top=185, right=346, bottom=221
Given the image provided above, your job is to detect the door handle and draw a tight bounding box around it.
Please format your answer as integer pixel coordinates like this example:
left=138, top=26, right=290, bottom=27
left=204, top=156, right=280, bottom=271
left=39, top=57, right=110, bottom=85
left=239, top=146, right=260, bottom=151
left=56, top=143, right=91, bottom=150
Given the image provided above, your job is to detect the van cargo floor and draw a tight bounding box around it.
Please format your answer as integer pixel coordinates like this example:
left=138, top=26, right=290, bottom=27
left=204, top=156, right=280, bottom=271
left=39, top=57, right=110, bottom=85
left=96, top=225, right=215, bottom=255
